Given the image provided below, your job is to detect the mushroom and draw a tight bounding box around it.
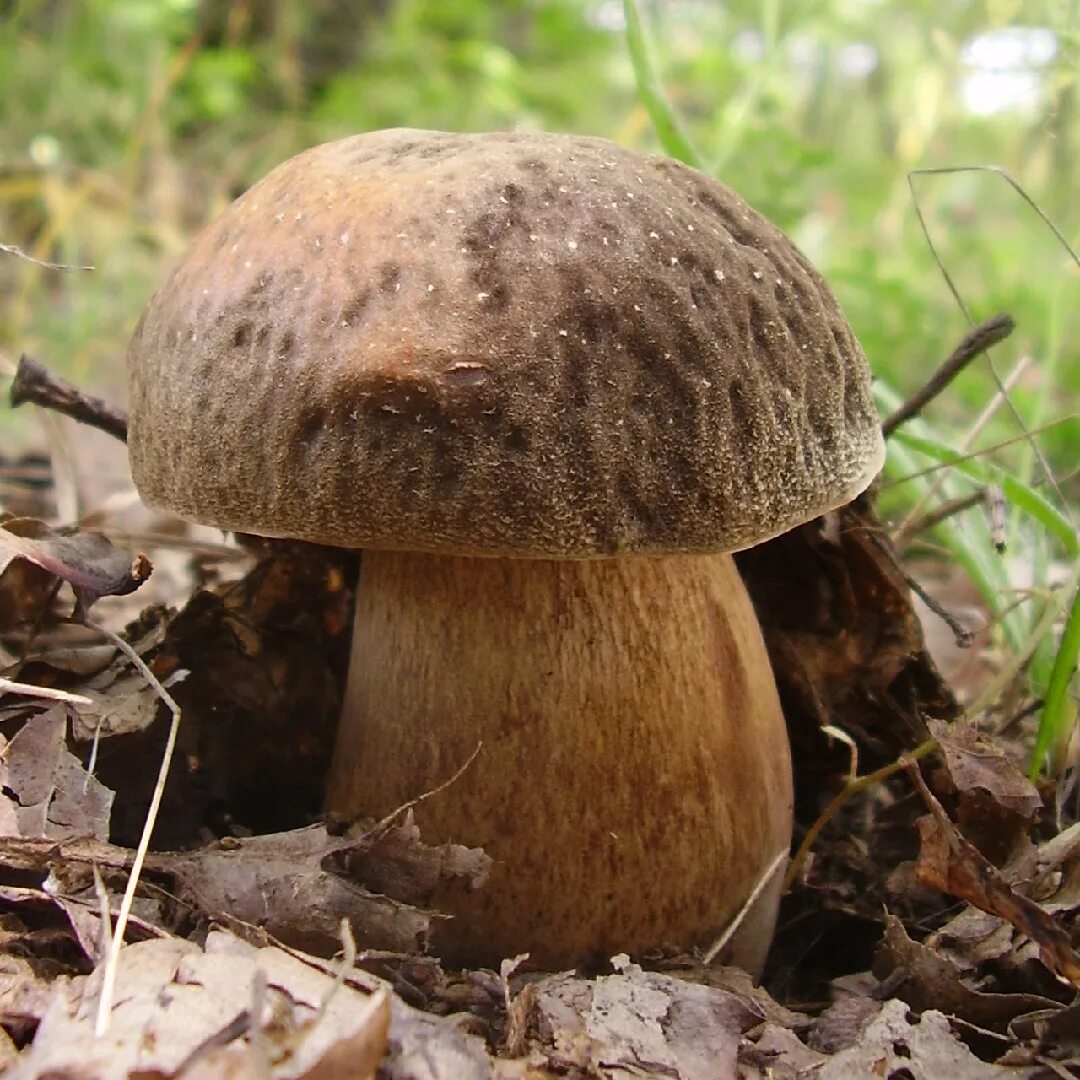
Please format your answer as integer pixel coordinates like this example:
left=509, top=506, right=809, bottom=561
left=127, top=130, right=884, bottom=973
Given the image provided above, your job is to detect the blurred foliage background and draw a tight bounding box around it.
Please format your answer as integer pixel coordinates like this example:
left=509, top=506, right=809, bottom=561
left=0, top=0, right=1076, bottom=485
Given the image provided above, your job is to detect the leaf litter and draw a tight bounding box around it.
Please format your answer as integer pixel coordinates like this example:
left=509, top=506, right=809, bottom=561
left=2, top=409, right=1080, bottom=1075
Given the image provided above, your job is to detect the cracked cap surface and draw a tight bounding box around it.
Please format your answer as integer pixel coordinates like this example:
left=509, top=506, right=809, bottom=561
left=128, top=128, right=885, bottom=556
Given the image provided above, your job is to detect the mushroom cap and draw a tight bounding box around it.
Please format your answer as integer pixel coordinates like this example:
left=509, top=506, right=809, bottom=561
left=128, top=129, right=884, bottom=557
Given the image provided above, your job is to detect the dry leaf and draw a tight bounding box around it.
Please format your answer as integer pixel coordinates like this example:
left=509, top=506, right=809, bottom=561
left=0, top=553, right=57, bottom=635
left=740, top=1022, right=827, bottom=1078
left=381, top=1004, right=494, bottom=1080
left=877, top=915, right=1058, bottom=1031
left=817, top=998, right=1027, bottom=1078
left=0, top=517, right=151, bottom=617
left=164, top=822, right=489, bottom=955
left=528, top=957, right=761, bottom=1079
left=0, top=707, right=113, bottom=841
left=68, top=673, right=164, bottom=742
left=0, top=819, right=489, bottom=961
left=0, top=952, right=59, bottom=1040
left=929, top=719, right=1041, bottom=820
left=915, top=811, right=1080, bottom=986
left=12, top=930, right=390, bottom=1080
left=808, top=991, right=881, bottom=1054
left=345, top=813, right=491, bottom=906
left=735, top=497, right=953, bottom=782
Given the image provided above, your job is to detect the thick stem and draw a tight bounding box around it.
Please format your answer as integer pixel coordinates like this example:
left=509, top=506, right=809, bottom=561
left=326, top=550, right=793, bottom=972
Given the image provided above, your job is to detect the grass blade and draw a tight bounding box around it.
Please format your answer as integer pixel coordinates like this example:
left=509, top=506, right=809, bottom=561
left=1030, top=580, right=1080, bottom=779
left=622, top=0, right=702, bottom=168
left=888, top=427, right=1078, bottom=558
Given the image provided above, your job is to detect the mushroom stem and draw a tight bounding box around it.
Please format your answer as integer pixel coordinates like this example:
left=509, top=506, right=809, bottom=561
left=325, top=549, right=793, bottom=972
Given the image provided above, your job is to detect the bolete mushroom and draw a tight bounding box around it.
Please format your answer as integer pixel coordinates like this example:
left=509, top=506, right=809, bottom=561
left=127, top=130, right=884, bottom=973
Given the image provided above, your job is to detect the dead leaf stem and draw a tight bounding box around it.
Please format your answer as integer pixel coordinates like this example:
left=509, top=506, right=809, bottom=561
left=882, top=314, right=1015, bottom=438
left=86, top=619, right=183, bottom=1037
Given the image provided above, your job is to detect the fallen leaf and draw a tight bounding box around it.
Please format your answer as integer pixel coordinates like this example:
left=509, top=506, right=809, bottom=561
left=165, top=823, right=487, bottom=956
left=929, top=718, right=1041, bottom=820
left=817, top=998, right=1027, bottom=1078
left=68, top=673, right=164, bottom=742
left=345, top=813, right=491, bottom=906
left=808, top=991, right=881, bottom=1054
left=0, top=952, right=60, bottom=1040
left=381, top=1003, right=495, bottom=1080
left=528, top=956, right=761, bottom=1080
left=159, top=548, right=353, bottom=837
left=735, top=497, right=953, bottom=780
left=0, top=554, right=57, bottom=635
left=0, top=707, right=113, bottom=841
left=877, top=915, right=1058, bottom=1031
left=13, top=930, right=390, bottom=1079
left=741, top=1022, right=827, bottom=1078
left=913, top=790, right=1080, bottom=986
left=0, top=819, right=489, bottom=961
left=0, top=516, right=151, bottom=618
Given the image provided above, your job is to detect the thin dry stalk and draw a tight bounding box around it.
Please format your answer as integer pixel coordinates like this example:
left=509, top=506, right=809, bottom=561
left=0, top=677, right=92, bottom=706
left=87, top=619, right=182, bottom=1038
left=703, top=848, right=788, bottom=964
left=0, top=242, right=94, bottom=272
left=882, top=314, right=1014, bottom=437
left=354, top=741, right=483, bottom=842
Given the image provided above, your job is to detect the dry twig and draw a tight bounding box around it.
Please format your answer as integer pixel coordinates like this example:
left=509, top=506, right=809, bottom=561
left=9, top=354, right=129, bottom=443
left=882, top=314, right=1015, bottom=437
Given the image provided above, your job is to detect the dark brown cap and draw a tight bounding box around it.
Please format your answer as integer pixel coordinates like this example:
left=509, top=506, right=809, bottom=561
left=128, top=129, right=884, bottom=557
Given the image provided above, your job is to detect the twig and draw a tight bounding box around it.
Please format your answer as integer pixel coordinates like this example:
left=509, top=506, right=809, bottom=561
left=9, top=354, right=129, bottom=443
left=353, top=741, right=483, bottom=842
left=882, top=314, right=1015, bottom=437
left=902, top=490, right=985, bottom=539
left=88, top=619, right=182, bottom=1037
left=0, top=677, right=93, bottom=706
left=0, top=242, right=94, bottom=272
left=889, top=354, right=1035, bottom=549
left=702, top=848, right=788, bottom=964
left=866, top=530, right=974, bottom=648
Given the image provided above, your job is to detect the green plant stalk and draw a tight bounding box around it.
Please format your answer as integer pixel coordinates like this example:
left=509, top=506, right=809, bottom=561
left=1030, top=578, right=1080, bottom=779
left=621, top=0, right=702, bottom=168
left=710, top=0, right=780, bottom=175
